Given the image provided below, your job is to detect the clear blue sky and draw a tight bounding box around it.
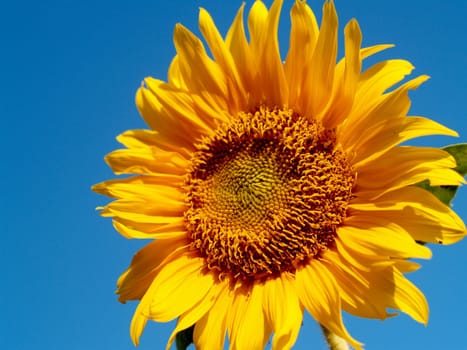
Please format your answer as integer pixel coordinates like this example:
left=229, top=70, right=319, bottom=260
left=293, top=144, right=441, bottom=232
left=1, top=0, right=466, bottom=349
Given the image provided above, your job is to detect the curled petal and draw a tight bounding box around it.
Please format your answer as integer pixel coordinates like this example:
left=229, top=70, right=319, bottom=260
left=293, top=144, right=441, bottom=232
left=296, top=259, right=363, bottom=350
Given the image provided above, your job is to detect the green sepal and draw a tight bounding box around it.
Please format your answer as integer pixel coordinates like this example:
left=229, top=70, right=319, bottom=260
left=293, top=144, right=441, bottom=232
left=416, top=143, right=467, bottom=206
left=175, top=325, right=194, bottom=350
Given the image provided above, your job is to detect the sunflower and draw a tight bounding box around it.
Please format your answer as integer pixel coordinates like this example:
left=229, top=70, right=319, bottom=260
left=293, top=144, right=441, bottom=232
left=93, top=0, right=466, bottom=349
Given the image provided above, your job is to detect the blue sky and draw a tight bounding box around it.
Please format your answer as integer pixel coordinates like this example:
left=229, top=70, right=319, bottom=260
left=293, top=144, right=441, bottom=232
left=1, top=0, right=466, bottom=349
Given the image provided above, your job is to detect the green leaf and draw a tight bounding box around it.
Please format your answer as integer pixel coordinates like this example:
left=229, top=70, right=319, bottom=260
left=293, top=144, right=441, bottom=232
left=175, top=325, right=194, bottom=350
left=416, top=180, right=459, bottom=206
left=443, top=143, right=467, bottom=176
left=416, top=143, right=467, bottom=206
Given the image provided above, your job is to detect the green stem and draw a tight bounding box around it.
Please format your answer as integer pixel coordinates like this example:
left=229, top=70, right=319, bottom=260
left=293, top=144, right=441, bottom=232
left=320, top=325, right=350, bottom=350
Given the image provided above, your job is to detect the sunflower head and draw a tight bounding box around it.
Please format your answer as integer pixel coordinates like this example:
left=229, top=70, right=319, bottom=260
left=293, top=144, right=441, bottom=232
left=93, top=0, right=466, bottom=349
left=185, top=107, right=355, bottom=283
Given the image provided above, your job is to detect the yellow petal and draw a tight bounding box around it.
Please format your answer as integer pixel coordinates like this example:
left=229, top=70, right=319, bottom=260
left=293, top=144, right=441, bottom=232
left=247, top=0, right=268, bottom=54
left=322, top=251, right=395, bottom=320
left=166, top=280, right=229, bottom=350
left=341, top=74, right=430, bottom=152
left=103, top=147, right=187, bottom=176
left=246, top=0, right=270, bottom=107
left=145, top=77, right=220, bottom=131
left=257, top=0, right=288, bottom=106
left=389, top=269, right=429, bottom=324
left=350, top=59, right=415, bottom=121
left=101, top=199, right=183, bottom=223
left=322, top=18, right=362, bottom=128
left=130, top=294, right=150, bottom=346
left=116, top=129, right=191, bottom=158
left=350, top=186, right=466, bottom=244
left=93, top=176, right=184, bottom=201
left=337, top=222, right=432, bottom=260
left=295, top=259, right=363, bottom=350
left=332, top=256, right=429, bottom=325
left=96, top=179, right=183, bottom=205
left=357, top=167, right=463, bottom=199
left=324, top=250, right=428, bottom=324
left=193, top=282, right=232, bottom=350
left=135, top=87, right=197, bottom=149
left=360, top=44, right=394, bottom=59
left=117, top=236, right=189, bottom=302
left=228, top=284, right=271, bottom=350
left=168, top=55, right=186, bottom=89
left=393, top=259, right=422, bottom=273
left=112, top=217, right=186, bottom=239
left=199, top=8, right=246, bottom=112
left=145, top=77, right=230, bottom=130
left=129, top=247, right=191, bottom=346
left=355, top=146, right=463, bottom=196
left=112, top=220, right=183, bottom=240
left=263, top=275, right=303, bottom=350
left=323, top=42, right=394, bottom=128
left=348, top=116, right=458, bottom=166
left=146, top=255, right=214, bottom=322
left=226, top=3, right=254, bottom=107
left=333, top=237, right=390, bottom=272
left=173, top=24, right=228, bottom=111
left=285, top=0, right=319, bottom=109
left=302, top=0, right=338, bottom=119
left=93, top=175, right=183, bottom=197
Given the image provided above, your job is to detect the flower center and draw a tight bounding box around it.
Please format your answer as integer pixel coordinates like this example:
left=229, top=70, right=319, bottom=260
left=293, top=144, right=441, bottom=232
left=184, top=107, right=354, bottom=282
